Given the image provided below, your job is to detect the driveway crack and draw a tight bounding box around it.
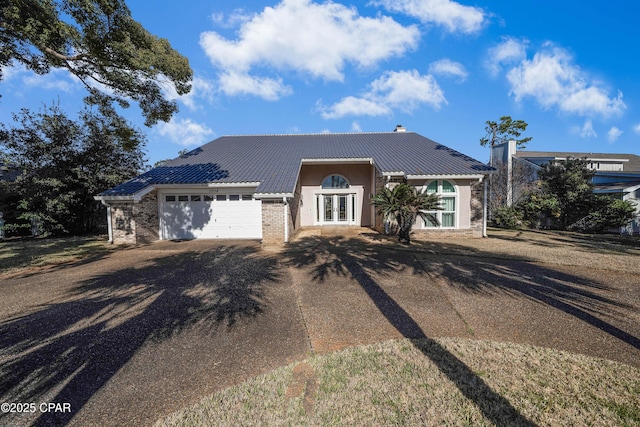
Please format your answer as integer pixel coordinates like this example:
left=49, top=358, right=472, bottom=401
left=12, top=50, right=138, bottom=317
left=289, top=266, right=315, bottom=355
left=412, top=254, right=476, bottom=337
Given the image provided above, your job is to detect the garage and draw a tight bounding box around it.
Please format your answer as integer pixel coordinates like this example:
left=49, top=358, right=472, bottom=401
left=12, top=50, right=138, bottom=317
left=159, top=193, right=262, bottom=240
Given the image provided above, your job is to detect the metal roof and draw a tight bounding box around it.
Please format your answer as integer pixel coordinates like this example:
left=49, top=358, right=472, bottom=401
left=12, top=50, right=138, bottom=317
left=100, top=132, right=493, bottom=196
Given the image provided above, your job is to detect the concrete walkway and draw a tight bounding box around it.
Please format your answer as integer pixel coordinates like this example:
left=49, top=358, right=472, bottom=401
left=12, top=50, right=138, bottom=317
left=0, top=232, right=638, bottom=426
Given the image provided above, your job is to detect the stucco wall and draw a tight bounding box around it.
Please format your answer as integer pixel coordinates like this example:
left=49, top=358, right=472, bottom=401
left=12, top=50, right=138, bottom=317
left=375, top=177, right=486, bottom=239
left=298, top=163, right=373, bottom=227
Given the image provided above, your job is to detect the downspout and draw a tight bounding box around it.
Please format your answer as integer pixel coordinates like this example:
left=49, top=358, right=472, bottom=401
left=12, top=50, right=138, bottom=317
left=384, top=175, right=391, bottom=234
left=104, top=202, right=113, bottom=243
left=483, top=178, right=488, bottom=238
left=283, top=196, right=289, bottom=243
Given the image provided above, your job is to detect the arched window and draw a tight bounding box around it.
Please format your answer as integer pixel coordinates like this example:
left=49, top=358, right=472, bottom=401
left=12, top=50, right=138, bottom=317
left=424, top=180, right=457, bottom=228
left=321, top=175, right=350, bottom=189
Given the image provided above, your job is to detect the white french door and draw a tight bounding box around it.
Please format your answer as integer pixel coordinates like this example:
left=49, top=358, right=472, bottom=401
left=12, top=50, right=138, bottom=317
left=316, top=193, right=357, bottom=225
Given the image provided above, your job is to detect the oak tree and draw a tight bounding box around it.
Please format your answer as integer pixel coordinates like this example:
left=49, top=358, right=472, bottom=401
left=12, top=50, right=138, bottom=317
left=1, top=0, right=192, bottom=126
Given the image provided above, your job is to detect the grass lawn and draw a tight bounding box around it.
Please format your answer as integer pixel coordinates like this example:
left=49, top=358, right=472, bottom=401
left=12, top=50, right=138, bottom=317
left=0, top=235, right=114, bottom=275
left=156, top=337, right=640, bottom=426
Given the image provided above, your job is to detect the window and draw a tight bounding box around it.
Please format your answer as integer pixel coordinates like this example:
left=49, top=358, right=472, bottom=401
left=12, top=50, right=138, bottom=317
left=190, top=195, right=201, bottom=201
left=204, top=195, right=214, bottom=201
left=321, top=175, right=349, bottom=189
left=229, top=194, right=240, bottom=201
left=424, top=180, right=457, bottom=228
left=242, top=194, right=253, bottom=201
left=216, top=194, right=227, bottom=201
left=178, top=195, right=189, bottom=202
left=165, top=195, right=176, bottom=202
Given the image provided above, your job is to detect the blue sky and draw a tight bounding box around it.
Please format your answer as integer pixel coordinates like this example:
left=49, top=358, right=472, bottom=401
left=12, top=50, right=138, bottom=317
left=2, top=0, right=639, bottom=166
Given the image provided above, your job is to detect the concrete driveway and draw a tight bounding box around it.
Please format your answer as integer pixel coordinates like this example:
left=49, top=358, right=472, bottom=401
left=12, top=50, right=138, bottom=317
left=1, top=232, right=638, bottom=426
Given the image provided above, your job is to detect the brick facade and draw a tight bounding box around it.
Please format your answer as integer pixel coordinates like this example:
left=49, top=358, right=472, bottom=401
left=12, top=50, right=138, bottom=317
left=111, top=203, right=136, bottom=244
left=133, top=190, right=159, bottom=244
left=261, top=200, right=285, bottom=245
left=110, top=190, right=158, bottom=245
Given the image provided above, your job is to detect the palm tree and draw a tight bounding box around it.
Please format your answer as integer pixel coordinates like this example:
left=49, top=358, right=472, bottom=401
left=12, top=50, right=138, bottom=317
left=372, top=183, right=441, bottom=244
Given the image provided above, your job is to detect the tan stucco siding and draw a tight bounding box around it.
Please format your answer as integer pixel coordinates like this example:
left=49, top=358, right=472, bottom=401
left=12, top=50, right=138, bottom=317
left=405, top=178, right=484, bottom=236
left=298, top=164, right=373, bottom=227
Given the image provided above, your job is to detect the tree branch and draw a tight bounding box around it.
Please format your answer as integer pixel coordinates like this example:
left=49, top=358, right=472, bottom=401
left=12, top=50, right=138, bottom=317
left=43, top=46, right=87, bottom=61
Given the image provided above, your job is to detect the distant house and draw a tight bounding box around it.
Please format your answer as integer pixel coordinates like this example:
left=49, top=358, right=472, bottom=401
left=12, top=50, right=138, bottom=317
left=492, top=141, right=640, bottom=233
left=0, top=162, right=20, bottom=183
left=96, top=127, right=494, bottom=245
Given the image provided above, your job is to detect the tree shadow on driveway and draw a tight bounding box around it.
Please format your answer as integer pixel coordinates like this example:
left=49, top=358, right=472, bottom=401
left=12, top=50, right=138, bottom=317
left=0, top=243, right=280, bottom=427
left=283, top=235, right=640, bottom=425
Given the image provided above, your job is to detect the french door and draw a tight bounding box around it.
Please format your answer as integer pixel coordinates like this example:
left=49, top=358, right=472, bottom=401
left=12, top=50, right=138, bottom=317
left=316, top=193, right=357, bottom=225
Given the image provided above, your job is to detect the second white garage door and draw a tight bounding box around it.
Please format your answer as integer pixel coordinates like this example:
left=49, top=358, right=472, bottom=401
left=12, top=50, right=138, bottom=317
left=160, top=194, right=262, bottom=240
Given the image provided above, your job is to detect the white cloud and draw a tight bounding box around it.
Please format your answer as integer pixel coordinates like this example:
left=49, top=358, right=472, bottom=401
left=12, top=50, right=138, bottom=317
left=157, top=118, right=215, bottom=147
left=2, top=62, right=78, bottom=93
left=351, top=121, right=363, bottom=132
left=486, top=37, right=528, bottom=75
left=211, top=9, right=252, bottom=28
left=200, top=0, right=419, bottom=100
left=428, top=58, right=468, bottom=81
left=372, top=0, right=487, bottom=33
left=320, top=69, right=446, bottom=119
left=607, top=126, right=623, bottom=143
left=163, top=75, right=217, bottom=110
left=506, top=45, right=625, bottom=117
left=574, top=119, right=597, bottom=138
left=218, top=71, right=292, bottom=100
left=634, top=123, right=640, bottom=134
left=319, top=96, right=391, bottom=119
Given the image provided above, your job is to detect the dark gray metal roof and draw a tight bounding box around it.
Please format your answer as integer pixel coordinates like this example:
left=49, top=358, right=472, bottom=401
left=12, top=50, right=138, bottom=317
left=593, top=181, right=640, bottom=193
left=101, top=132, right=493, bottom=196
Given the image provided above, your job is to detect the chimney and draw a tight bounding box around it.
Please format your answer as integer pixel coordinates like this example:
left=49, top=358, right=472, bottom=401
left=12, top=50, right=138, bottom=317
left=393, top=124, right=406, bottom=132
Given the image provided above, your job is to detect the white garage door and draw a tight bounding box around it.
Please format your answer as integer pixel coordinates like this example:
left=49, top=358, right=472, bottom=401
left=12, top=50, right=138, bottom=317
left=160, top=194, right=262, bottom=240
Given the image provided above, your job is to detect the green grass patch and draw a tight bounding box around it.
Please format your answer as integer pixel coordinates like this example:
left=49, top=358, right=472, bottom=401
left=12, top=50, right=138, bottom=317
left=156, top=338, right=640, bottom=426
left=0, top=235, right=114, bottom=275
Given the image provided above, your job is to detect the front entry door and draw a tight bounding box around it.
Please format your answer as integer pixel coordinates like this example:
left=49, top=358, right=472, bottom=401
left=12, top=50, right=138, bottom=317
left=318, top=194, right=356, bottom=225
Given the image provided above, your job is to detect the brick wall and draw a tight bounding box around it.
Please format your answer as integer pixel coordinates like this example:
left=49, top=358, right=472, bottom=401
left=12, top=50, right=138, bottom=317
left=111, top=203, right=136, bottom=244
left=470, top=180, right=485, bottom=232
left=110, top=190, right=159, bottom=245
left=413, top=228, right=482, bottom=238
left=261, top=200, right=285, bottom=245
left=133, top=190, right=159, bottom=244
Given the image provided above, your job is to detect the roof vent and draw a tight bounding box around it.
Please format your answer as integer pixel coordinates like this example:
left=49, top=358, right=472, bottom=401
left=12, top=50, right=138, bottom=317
left=394, top=124, right=406, bottom=132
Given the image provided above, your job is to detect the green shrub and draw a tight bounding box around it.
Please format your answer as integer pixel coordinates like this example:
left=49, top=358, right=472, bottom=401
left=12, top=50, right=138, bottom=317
left=492, top=206, right=524, bottom=229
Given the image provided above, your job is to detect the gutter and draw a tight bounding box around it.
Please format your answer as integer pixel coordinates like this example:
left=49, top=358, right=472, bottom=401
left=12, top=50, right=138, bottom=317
left=483, top=178, right=488, bottom=238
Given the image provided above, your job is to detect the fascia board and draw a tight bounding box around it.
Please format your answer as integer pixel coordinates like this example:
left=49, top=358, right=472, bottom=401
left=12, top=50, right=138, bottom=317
left=300, top=158, right=374, bottom=165
left=405, top=174, right=486, bottom=181
left=254, top=193, right=295, bottom=199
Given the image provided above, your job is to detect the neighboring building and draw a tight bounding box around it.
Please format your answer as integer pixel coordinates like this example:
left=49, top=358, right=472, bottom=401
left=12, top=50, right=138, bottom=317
left=492, top=141, right=640, bottom=233
left=0, top=161, right=20, bottom=183
left=96, top=128, right=494, bottom=245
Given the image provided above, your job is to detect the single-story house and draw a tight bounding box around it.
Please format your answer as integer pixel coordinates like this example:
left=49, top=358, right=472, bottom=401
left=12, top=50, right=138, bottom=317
left=96, top=127, right=494, bottom=244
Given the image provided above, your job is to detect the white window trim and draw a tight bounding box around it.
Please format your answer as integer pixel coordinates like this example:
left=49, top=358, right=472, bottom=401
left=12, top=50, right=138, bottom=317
left=313, top=191, right=358, bottom=225
left=421, top=179, right=458, bottom=229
